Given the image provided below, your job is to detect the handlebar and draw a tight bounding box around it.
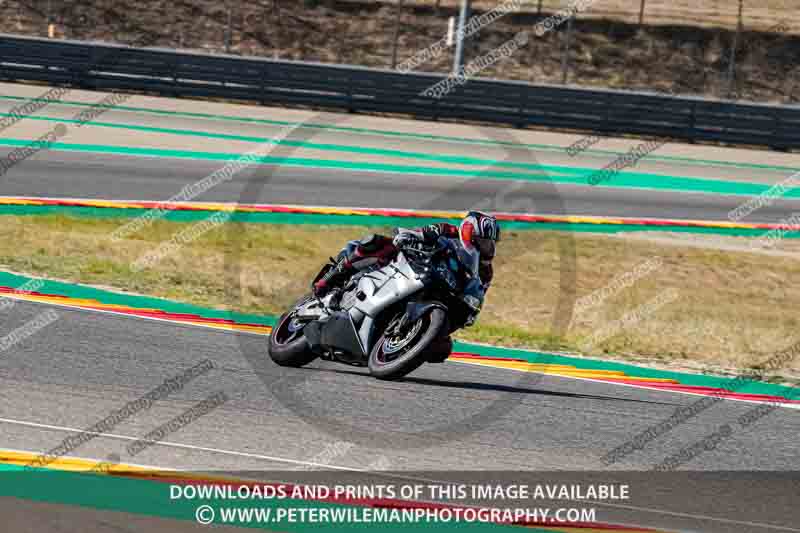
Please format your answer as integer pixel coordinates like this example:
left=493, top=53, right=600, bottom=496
left=398, top=235, right=451, bottom=260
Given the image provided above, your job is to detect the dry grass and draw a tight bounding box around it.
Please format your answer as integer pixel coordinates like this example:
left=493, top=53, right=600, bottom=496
left=2, top=213, right=800, bottom=376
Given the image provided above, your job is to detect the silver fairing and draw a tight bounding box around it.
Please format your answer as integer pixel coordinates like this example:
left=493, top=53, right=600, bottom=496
left=350, top=252, right=425, bottom=351
left=295, top=295, right=329, bottom=320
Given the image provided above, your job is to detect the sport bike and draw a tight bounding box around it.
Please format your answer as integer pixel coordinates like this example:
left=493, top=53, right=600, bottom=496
left=268, top=236, right=484, bottom=380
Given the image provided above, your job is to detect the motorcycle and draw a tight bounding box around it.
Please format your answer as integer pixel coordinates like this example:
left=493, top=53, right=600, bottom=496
left=268, top=235, right=485, bottom=380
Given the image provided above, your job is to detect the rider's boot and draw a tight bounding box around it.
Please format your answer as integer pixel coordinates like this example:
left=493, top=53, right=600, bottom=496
left=313, top=256, right=353, bottom=297
left=312, top=234, right=395, bottom=298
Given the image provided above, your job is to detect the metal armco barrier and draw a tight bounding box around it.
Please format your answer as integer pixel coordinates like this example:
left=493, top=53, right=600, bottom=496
left=1, top=34, right=798, bottom=150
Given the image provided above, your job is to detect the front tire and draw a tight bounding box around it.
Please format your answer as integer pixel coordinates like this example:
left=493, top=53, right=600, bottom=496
left=268, top=310, right=318, bottom=367
left=368, top=308, right=447, bottom=380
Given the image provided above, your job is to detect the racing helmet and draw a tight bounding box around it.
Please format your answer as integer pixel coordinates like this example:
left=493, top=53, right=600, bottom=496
left=459, top=211, right=501, bottom=258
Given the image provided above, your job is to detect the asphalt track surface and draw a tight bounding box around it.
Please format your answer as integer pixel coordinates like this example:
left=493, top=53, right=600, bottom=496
left=5, top=150, right=800, bottom=224
left=1, top=88, right=800, bottom=223
left=1, top=86, right=800, bottom=531
left=2, top=299, right=799, bottom=532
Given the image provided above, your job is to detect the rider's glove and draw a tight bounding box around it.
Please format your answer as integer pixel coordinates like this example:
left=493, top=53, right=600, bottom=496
left=422, top=223, right=458, bottom=242
left=392, top=230, right=422, bottom=248
left=422, top=224, right=442, bottom=242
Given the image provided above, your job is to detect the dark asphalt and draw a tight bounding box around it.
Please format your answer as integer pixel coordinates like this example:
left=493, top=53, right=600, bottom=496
left=3, top=150, right=800, bottom=224
left=1, top=300, right=798, bottom=532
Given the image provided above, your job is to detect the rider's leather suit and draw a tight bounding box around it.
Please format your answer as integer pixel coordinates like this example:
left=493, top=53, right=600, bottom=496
left=312, top=223, right=494, bottom=297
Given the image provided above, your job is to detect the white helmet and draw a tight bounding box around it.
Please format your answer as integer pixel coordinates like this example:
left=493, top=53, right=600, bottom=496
left=459, top=211, right=501, bottom=258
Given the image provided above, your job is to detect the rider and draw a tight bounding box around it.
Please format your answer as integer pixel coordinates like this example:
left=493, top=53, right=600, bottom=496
left=312, top=211, right=501, bottom=302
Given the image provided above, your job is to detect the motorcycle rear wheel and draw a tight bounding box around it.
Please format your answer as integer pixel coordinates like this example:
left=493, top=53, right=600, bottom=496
left=368, top=308, right=446, bottom=380
left=268, top=307, right=318, bottom=368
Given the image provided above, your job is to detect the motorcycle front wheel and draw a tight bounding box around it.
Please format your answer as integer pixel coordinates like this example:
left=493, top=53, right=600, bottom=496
left=368, top=308, right=447, bottom=380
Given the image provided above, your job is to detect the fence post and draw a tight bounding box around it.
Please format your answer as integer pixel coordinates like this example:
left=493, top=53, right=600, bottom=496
left=391, top=0, right=405, bottom=69
left=638, top=0, right=646, bottom=26
left=561, top=15, right=574, bottom=84
left=785, top=69, right=800, bottom=103
left=725, top=0, right=743, bottom=98
left=46, top=0, right=54, bottom=37
left=272, top=0, right=281, bottom=59
left=453, top=0, right=470, bottom=74
left=225, top=4, right=233, bottom=54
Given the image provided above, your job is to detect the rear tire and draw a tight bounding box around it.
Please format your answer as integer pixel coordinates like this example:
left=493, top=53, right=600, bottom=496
left=268, top=310, right=318, bottom=368
left=368, top=308, right=446, bottom=380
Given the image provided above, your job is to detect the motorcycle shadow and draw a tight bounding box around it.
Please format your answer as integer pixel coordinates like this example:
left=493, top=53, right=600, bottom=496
left=306, top=365, right=677, bottom=406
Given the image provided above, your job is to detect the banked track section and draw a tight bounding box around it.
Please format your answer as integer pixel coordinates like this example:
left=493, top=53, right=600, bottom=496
left=1, top=274, right=799, bottom=533
left=1, top=271, right=797, bottom=408
left=1, top=84, right=800, bottom=225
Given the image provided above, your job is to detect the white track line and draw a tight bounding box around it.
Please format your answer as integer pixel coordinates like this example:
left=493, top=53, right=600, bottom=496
left=0, top=444, right=652, bottom=531
left=0, top=417, right=361, bottom=472
left=0, top=426, right=468, bottom=486
left=1, top=438, right=796, bottom=532
left=0, top=445, right=173, bottom=472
